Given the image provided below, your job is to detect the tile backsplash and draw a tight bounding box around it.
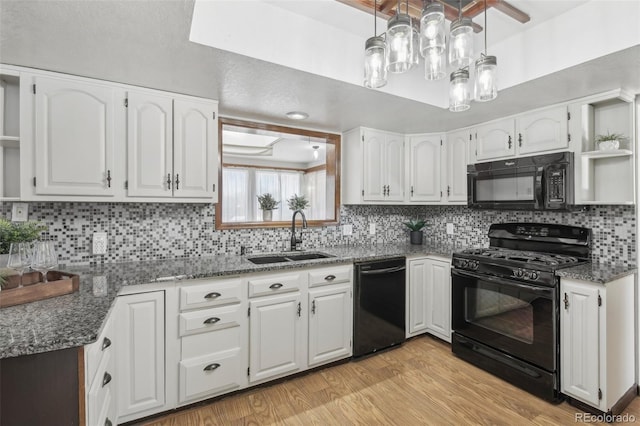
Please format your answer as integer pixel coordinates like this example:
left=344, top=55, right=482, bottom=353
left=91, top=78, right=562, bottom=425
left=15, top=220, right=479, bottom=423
left=0, top=202, right=635, bottom=267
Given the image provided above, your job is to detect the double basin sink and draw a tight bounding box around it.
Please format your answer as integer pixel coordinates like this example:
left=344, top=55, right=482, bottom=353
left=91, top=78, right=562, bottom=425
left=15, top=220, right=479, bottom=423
left=247, top=252, right=334, bottom=265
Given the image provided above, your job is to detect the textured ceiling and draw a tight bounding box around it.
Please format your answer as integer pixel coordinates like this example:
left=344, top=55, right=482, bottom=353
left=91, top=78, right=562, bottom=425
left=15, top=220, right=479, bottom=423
left=0, top=0, right=639, bottom=134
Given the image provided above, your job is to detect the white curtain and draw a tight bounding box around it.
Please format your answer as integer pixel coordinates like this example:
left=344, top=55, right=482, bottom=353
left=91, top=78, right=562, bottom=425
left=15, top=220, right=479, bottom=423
left=303, top=170, right=326, bottom=220
left=222, top=168, right=250, bottom=222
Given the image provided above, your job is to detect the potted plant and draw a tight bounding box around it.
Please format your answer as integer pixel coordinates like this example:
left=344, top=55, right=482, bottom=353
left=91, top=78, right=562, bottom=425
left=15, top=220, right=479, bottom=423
left=403, top=218, right=429, bottom=245
left=287, top=193, right=310, bottom=211
left=257, top=193, right=279, bottom=221
left=0, top=218, right=47, bottom=262
left=595, top=131, right=624, bottom=150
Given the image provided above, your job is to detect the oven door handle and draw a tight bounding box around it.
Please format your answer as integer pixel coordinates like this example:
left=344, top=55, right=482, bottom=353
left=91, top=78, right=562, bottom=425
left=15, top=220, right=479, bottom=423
left=451, top=269, right=553, bottom=294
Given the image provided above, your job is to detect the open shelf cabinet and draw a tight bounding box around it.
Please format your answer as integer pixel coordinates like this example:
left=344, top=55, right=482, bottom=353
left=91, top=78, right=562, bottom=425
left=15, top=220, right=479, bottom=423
left=0, top=71, right=21, bottom=201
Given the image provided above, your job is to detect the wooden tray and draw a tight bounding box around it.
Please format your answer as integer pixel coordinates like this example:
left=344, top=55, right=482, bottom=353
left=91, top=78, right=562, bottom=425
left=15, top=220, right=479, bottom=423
left=0, top=270, right=80, bottom=308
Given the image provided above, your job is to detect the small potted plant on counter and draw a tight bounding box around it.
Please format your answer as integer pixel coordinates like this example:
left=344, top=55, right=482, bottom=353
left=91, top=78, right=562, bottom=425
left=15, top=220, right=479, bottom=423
left=287, top=193, right=310, bottom=212
left=257, top=193, right=279, bottom=221
left=0, top=218, right=47, bottom=263
left=403, top=218, right=429, bottom=245
left=595, top=131, right=624, bottom=150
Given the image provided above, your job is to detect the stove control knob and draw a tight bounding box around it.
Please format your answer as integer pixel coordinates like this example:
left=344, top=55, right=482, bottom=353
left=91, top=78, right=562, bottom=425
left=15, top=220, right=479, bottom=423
left=460, top=259, right=469, bottom=268
left=515, top=269, right=523, bottom=278
left=530, top=272, right=539, bottom=281
left=471, top=261, right=479, bottom=270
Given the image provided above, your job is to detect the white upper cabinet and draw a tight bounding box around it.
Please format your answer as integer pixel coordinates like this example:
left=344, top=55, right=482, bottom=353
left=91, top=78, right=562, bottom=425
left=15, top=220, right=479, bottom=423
left=34, top=76, right=117, bottom=196
left=444, top=130, right=468, bottom=202
left=475, top=118, right=515, bottom=161
left=516, top=106, right=568, bottom=155
left=173, top=99, right=217, bottom=199
left=362, top=129, right=404, bottom=202
left=127, top=91, right=173, bottom=197
left=408, top=134, right=441, bottom=202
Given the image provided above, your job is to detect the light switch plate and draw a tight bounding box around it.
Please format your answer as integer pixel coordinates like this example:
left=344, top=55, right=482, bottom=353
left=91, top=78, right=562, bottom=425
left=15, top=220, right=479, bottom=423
left=93, top=232, right=108, bottom=255
left=342, top=224, right=353, bottom=236
left=92, top=276, right=107, bottom=296
left=446, top=223, right=455, bottom=235
left=11, top=203, right=28, bottom=222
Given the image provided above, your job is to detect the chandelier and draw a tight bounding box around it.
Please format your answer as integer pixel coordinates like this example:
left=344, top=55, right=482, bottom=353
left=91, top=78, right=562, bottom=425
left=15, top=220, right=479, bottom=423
left=363, top=0, right=498, bottom=112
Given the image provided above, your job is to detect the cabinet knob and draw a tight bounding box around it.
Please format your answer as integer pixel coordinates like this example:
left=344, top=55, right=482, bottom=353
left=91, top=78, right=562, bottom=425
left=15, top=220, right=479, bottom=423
left=324, top=275, right=336, bottom=281
left=311, top=299, right=316, bottom=314
left=204, top=292, right=221, bottom=299
left=175, top=174, right=180, bottom=190
left=518, top=133, right=523, bottom=147
left=106, top=170, right=112, bottom=188
left=563, top=293, right=569, bottom=310
left=269, top=283, right=283, bottom=290
left=297, top=302, right=302, bottom=317
left=101, top=337, right=111, bottom=351
left=102, top=371, right=112, bottom=387
left=203, top=363, right=221, bottom=372
left=508, top=135, right=512, bottom=149
left=167, top=173, right=172, bottom=189
left=105, top=419, right=112, bottom=426
left=447, top=186, right=450, bottom=197
left=203, top=317, right=221, bottom=325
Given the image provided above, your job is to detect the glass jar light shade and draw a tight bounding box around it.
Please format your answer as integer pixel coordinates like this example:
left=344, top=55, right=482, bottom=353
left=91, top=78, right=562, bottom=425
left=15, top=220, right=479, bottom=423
left=364, top=36, right=388, bottom=88
left=420, top=2, right=445, bottom=57
left=386, top=13, right=413, bottom=73
left=424, top=50, right=445, bottom=80
left=474, top=55, right=498, bottom=102
left=448, top=18, right=474, bottom=69
left=411, top=21, right=420, bottom=67
left=449, top=69, right=470, bottom=112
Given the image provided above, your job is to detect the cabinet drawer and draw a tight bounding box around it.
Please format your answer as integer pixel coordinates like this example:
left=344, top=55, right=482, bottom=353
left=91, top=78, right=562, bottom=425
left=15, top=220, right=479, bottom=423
left=179, top=304, right=243, bottom=337
left=180, top=278, right=242, bottom=311
left=308, top=265, right=352, bottom=288
left=181, top=326, right=243, bottom=360
left=87, top=349, right=115, bottom=426
left=248, top=272, right=302, bottom=298
left=85, top=314, right=114, bottom=387
left=179, top=349, right=243, bottom=404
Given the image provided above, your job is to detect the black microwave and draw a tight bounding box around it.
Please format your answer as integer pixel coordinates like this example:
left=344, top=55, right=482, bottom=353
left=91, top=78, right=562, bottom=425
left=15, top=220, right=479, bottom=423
left=467, top=152, right=574, bottom=210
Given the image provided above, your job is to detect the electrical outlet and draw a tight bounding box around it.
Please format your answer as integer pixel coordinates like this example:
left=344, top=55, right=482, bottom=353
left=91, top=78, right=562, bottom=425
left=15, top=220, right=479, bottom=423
left=369, top=223, right=376, bottom=235
left=342, top=224, right=353, bottom=236
left=93, top=232, right=108, bottom=255
left=92, top=275, right=107, bottom=296
left=446, top=223, right=455, bottom=235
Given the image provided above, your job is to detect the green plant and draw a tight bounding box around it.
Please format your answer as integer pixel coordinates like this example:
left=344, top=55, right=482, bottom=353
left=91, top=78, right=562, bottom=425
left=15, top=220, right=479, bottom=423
left=257, top=193, right=280, bottom=210
left=403, top=218, right=429, bottom=232
left=287, top=193, right=310, bottom=211
left=595, top=131, right=625, bottom=142
left=0, top=219, right=48, bottom=254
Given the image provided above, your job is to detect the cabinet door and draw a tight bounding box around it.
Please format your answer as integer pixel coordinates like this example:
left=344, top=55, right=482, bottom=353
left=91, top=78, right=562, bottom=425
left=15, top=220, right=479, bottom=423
left=408, top=135, right=441, bottom=202
left=249, top=292, right=304, bottom=383
left=362, top=130, right=386, bottom=201
left=385, top=135, right=405, bottom=201
left=475, top=118, right=515, bottom=161
left=34, top=76, right=116, bottom=196
left=444, top=131, right=468, bottom=202
left=308, top=284, right=352, bottom=367
left=173, top=98, right=217, bottom=199
left=560, top=280, right=600, bottom=407
left=116, top=291, right=166, bottom=420
left=127, top=91, right=173, bottom=197
left=517, top=106, right=568, bottom=155
left=407, top=258, right=428, bottom=336
left=425, top=259, right=451, bottom=342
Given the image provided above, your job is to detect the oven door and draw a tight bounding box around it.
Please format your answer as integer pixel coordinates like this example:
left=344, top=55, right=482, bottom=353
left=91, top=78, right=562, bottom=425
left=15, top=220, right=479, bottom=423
left=467, top=163, right=544, bottom=210
left=451, top=269, right=557, bottom=371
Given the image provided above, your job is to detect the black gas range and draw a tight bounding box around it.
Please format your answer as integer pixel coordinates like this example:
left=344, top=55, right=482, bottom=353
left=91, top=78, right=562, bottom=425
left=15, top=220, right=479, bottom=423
left=451, top=223, right=591, bottom=402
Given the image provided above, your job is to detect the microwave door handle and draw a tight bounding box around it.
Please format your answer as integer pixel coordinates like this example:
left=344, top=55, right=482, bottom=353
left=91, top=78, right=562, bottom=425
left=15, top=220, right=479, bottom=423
left=535, top=167, right=544, bottom=209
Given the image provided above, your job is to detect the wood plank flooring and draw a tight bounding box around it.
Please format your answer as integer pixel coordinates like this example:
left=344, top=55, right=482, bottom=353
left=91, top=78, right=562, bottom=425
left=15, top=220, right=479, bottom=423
left=142, top=336, right=640, bottom=425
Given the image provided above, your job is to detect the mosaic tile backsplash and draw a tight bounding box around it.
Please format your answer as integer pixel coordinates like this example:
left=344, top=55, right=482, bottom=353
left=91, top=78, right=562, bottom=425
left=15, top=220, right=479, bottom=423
left=0, top=202, right=636, bottom=267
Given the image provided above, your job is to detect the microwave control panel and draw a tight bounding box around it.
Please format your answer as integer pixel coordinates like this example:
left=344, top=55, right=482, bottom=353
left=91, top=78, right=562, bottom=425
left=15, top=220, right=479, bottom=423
left=546, top=168, right=566, bottom=207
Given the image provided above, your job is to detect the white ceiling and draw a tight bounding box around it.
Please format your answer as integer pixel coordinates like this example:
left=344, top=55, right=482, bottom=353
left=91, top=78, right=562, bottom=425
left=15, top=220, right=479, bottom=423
left=0, top=0, right=639, bottom=135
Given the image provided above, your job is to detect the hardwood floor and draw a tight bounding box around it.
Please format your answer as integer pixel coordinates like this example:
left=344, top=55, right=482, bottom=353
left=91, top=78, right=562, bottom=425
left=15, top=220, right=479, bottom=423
left=142, top=336, right=640, bottom=425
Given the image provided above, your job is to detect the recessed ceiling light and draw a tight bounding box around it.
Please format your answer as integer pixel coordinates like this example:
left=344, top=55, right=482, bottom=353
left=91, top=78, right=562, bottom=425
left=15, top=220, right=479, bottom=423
left=286, top=111, right=309, bottom=120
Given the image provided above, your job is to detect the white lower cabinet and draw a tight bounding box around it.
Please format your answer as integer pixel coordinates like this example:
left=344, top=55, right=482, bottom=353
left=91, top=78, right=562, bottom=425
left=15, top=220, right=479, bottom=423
left=115, top=290, right=166, bottom=423
left=84, top=313, right=116, bottom=426
left=308, top=283, right=352, bottom=367
left=407, top=257, right=451, bottom=342
left=560, top=275, right=636, bottom=414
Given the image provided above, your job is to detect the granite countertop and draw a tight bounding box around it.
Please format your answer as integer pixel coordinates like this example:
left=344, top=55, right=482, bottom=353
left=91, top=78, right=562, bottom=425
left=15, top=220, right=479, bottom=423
left=555, top=262, right=637, bottom=284
left=0, top=242, right=458, bottom=359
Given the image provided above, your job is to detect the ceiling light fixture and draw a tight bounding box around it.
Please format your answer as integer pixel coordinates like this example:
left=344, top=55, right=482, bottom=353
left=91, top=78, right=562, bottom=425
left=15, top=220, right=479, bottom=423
left=364, top=0, right=388, bottom=88
left=474, top=0, right=498, bottom=102
left=312, top=145, right=320, bottom=160
left=386, top=0, right=413, bottom=73
left=286, top=111, right=309, bottom=120
left=448, top=0, right=474, bottom=70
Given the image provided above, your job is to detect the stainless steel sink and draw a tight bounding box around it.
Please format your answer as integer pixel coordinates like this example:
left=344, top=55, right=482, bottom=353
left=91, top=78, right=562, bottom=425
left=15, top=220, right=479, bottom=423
left=247, top=252, right=334, bottom=265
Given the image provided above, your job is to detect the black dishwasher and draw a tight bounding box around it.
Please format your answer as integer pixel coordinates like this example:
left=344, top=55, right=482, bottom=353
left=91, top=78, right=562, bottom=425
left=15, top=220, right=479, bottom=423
left=353, top=257, right=406, bottom=357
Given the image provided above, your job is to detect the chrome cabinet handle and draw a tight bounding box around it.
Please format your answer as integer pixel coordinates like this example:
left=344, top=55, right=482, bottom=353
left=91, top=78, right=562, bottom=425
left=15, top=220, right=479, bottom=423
left=106, top=170, right=112, bottom=188
left=447, top=186, right=450, bottom=197
left=508, top=135, right=512, bottom=149
left=203, top=363, right=221, bottom=372
left=518, top=133, right=523, bottom=147
left=204, top=292, right=221, bottom=299
left=175, top=173, right=180, bottom=190
left=410, top=186, right=414, bottom=196
left=297, top=302, right=301, bottom=317
left=203, top=317, right=221, bottom=325
left=102, top=371, right=112, bottom=387
left=105, top=419, right=112, bottom=426
left=563, top=293, right=569, bottom=309
left=167, top=173, right=172, bottom=189
left=324, top=275, right=336, bottom=281
left=101, top=337, right=111, bottom=351
left=311, top=300, right=316, bottom=314
left=269, top=283, right=283, bottom=290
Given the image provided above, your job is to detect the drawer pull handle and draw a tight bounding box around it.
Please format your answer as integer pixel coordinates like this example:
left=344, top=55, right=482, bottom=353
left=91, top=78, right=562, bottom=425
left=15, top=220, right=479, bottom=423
left=102, top=371, right=112, bottom=387
left=203, top=363, right=221, bottom=372
left=101, top=337, right=111, bottom=351
left=105, top=419, right=113, bottom=426
left=204, top=292, right=221, bottom=299
left=203, top=317, right=221, bottom=325
left=324, top=275, right=336, bottom=281
left=269, top=283, right=283, bottom=290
